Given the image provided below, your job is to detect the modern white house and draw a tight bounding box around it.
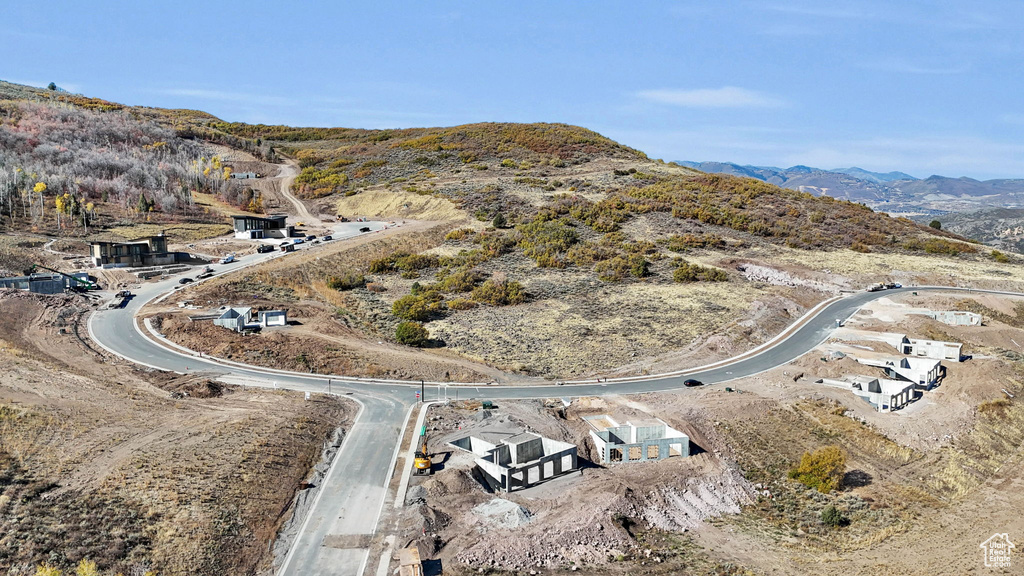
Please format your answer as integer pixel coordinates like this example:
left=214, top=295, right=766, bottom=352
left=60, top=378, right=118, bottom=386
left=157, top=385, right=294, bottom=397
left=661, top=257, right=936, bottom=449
left=258, top=310, right=287, bottom=327
left=213, top=307, right=287, bottom=332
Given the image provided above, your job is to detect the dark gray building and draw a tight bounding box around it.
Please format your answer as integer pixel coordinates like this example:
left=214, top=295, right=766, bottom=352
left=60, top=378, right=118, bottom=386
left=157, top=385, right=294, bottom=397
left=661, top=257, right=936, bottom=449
left=231, top=214, right=293, bottom=239
left=0, top=273, right=72, bottom=294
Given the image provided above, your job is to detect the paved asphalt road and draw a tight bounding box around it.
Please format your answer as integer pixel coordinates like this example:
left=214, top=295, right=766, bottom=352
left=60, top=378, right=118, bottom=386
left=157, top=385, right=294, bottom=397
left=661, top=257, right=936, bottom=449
left=87, top=242, right=1024, bottom=576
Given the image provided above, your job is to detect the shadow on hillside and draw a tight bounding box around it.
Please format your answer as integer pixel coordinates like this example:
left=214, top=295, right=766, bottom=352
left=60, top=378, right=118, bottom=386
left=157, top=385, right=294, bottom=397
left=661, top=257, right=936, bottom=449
left=843, top=469, right=873, bottom=488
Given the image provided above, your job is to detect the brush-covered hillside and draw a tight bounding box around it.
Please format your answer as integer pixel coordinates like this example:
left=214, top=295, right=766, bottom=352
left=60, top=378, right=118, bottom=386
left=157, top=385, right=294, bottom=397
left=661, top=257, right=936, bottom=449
left=0, top=81, right=276, bottom=237
left=136, top=98, right=1023, bottom=380
left=2, top=79, right=1017, bottom=380
left=205, top=118, right=974, bottom=255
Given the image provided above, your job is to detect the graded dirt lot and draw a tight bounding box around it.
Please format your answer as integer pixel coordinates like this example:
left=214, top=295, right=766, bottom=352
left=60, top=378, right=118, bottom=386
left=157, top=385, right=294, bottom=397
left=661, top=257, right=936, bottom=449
left=0, top=290, right=355, bottom=575
left=384, top=291, right=1024, bottom=576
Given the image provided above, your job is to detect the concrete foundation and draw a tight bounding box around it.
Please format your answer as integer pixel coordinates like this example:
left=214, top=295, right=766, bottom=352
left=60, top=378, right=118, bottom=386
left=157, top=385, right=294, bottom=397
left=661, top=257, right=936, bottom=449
left=852, top=355, right=943, bottom=389
left=820, top=375, right=917, bottom=412
left=583, top=415, right=690, bottom=464
left=449, top=432, right=578, bottom=493
left=839, top=330, right=963, bottom=363
left=923, top=310, right=982, bottom=326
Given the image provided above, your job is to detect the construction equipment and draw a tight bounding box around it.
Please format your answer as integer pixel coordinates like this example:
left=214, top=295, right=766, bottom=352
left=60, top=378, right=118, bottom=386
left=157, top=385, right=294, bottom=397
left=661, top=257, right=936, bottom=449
left=24, top=264, right=98, bottom=291
left=413, top=425, right=432, bottom=476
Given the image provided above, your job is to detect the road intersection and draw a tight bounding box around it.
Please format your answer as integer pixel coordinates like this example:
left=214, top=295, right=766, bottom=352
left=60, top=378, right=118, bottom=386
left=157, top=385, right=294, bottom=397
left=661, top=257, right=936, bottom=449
left=86, top=243, right=1023, bottom=575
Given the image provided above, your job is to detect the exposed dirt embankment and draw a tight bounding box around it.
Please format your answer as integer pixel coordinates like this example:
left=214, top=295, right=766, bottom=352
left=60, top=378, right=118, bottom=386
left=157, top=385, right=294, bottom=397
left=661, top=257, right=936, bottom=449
left=396, top=398, right=757, bottom=574
left=388, top=292, right=1024, bottom=576
left=0, top=291, right=356, bottom=576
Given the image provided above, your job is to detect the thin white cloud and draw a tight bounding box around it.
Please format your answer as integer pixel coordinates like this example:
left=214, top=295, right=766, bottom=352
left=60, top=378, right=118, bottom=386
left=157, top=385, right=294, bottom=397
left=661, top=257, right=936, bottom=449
left=863, top=58, right=970, bottom=75
left=757, top=3, right=876, bottom=20
left=0, top=29, right=59, bottom=41
left=311, top=107, right=447, bottom=128
left=758, top=23, right=828, bottom=37
left=636, top=87, right=785, bottom=109
left=156, top=88, right=292, bottom=107
left=1001, top=113, right=1024, bottom=125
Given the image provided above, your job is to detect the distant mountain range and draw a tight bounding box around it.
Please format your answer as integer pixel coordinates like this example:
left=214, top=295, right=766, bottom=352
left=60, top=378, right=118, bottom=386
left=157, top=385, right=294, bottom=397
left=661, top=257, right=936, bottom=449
left=673, top=161, right=1024, bottom=215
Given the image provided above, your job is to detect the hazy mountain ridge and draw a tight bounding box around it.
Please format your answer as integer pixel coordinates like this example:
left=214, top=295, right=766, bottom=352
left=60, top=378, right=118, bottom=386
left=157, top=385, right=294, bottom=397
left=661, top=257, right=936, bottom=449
left=675, top=160, right=1024, bottom=214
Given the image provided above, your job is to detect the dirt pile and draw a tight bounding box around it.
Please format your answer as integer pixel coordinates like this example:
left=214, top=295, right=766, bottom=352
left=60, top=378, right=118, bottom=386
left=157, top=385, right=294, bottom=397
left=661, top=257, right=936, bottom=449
left=471, top=498, right=533, bottom=529
left=638, top=468, right=755, bottom=531
left=162, top=376, right=228, bottom=399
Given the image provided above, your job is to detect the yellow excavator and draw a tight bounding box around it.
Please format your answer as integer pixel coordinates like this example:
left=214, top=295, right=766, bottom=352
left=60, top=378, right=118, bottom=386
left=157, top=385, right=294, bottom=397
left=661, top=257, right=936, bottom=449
left=413, top=425, right=432, bottom=476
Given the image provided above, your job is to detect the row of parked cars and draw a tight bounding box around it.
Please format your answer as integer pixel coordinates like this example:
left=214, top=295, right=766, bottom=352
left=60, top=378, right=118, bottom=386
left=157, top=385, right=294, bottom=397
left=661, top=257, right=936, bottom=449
left=176, top=228, right=369, bottom=285
left=280, top=234, right=334, bottom=251
left=866, top=282, right=903, bottom=292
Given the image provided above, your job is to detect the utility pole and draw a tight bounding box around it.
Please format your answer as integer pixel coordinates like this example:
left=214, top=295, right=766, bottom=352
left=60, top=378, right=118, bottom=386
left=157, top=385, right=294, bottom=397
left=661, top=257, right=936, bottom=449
left=420, top=380, right=424, bottom=403
left=328, top=378, right=331, bottom=395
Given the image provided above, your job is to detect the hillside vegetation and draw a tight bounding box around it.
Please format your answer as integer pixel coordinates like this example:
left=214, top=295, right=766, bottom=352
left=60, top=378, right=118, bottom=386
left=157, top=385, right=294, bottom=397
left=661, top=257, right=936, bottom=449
left=206, top=115, right=966, bottom=254
left=0, top=81, right=268, bottom=235
left=123, top=92, right=1006, bottom=379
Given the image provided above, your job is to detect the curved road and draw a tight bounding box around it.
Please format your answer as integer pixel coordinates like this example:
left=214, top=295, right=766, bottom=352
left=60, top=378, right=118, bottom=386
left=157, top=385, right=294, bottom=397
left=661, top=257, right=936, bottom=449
left=88, top=246, right=1024, bottom=576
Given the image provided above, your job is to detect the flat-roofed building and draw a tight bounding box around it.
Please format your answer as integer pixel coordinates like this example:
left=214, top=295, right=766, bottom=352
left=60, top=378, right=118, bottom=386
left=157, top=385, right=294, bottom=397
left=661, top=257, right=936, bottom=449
left=90, top=235, right=181, bottom=268
left=231, top=214, right=293, bottom=239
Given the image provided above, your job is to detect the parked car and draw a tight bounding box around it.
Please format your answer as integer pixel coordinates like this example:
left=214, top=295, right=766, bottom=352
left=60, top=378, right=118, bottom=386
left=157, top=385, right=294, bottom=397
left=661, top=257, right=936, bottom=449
left=280, top=243, right=294, bottom=252
left=178, top=277, right=194, bottom=285
left=293, top=238, right=305, bottom=245
left=305, top=234, right=316, bottom=241
left=683, top=378, right=703, bottom=387
left=322, top=235, right=333, bottom=241
left=359, top=226, right=371, bottom=233
left=256, top=245, right=275, bottom=254
left=220, top=254, right=235, bottom=264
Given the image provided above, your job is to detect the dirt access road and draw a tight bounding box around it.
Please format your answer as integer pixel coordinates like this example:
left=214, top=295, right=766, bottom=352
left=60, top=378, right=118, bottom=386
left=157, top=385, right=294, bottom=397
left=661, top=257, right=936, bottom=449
left=277, top=159, right=319, bottom=223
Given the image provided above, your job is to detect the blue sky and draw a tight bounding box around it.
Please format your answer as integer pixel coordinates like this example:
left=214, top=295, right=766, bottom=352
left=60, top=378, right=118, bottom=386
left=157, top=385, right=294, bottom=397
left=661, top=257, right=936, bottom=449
left=3, top=1, right=1023, bottom=179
